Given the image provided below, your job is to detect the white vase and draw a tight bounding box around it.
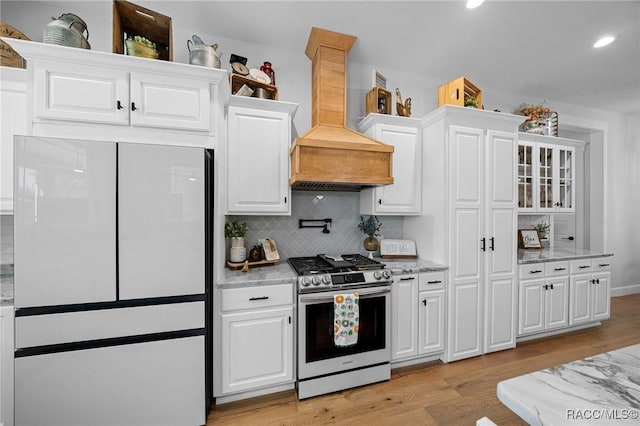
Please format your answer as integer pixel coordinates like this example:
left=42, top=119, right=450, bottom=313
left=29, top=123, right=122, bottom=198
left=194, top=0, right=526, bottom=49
left=230, top=237, right=245, bottom=248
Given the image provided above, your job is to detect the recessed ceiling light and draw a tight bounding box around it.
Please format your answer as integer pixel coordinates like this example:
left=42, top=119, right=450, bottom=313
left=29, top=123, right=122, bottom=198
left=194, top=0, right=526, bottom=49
left=593, top=35, right=616, bottom=48
left=466, top=0, right=485, bottom=9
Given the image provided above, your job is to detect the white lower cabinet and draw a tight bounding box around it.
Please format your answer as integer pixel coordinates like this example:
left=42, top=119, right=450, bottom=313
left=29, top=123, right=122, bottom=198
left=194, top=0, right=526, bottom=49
left=391, top=274, right=418, bottom=360
left=418, top=288, right=445, bottom=355
left=518, top=275, right=569, bottom=335
left=569, top=259, right=611, bottom=325
left=219, top=284, right=294, bottom=396
left=391, top=271, right=445, bottom=363
left=1, top=304, right=15, bottom=426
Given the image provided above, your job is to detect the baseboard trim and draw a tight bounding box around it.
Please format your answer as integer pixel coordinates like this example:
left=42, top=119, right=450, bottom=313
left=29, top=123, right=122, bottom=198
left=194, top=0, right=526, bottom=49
left=214, top=382, right=295, bottom=405
left=517, top=322, right=601, bottom=342
left=611, top=285, right=640, bottom=297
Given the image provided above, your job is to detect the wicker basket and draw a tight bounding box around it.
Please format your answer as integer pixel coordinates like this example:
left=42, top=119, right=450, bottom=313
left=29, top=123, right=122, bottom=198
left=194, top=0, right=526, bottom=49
left=125, top=39, right=159, bottom=59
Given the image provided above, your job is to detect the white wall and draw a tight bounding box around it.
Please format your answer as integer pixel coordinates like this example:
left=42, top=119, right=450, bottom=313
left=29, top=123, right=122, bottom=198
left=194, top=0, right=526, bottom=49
left=2, top=0, right=639, bottom=292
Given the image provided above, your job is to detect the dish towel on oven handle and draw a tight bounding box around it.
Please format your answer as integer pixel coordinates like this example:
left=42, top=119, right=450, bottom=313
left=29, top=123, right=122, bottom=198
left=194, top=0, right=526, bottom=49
left=334, top=293, right=359, bottom=347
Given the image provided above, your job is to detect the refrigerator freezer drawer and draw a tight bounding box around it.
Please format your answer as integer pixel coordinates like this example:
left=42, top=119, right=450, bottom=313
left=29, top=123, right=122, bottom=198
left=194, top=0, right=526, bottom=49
left=15, top=336, right=205, bottom=426
left=16, top=301, right=204, bottom=349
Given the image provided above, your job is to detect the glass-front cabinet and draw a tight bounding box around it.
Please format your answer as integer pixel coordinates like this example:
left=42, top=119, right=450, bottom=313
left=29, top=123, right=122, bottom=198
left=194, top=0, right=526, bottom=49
left=518, top=135, right=577, bottom=214
left=518, top=141, right=535, bottom=210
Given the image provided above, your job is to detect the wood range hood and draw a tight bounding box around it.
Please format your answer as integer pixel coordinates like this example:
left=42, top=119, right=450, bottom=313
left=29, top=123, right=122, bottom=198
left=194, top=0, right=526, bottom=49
left=289, top=27, right=394, bottom=191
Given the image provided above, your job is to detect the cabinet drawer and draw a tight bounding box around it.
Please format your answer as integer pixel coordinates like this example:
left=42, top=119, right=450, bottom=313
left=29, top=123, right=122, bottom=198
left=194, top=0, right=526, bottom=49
left=592, top=258, right=612, bottom=272
left=221, top=284, right=293, bottom=312
left=570, top=259, right=594, bottom=274
left=419, top=271, right=446, bottom=291
left=545, top=261, right=569, bottom=276
left=519, top=263, right=546, bottom=278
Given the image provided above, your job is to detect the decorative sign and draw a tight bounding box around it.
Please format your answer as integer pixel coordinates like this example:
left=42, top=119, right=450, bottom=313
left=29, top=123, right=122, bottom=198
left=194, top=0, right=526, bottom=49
left=518, top=229, right=544, bottom=249
left=372, top=69, right=387, bottom=89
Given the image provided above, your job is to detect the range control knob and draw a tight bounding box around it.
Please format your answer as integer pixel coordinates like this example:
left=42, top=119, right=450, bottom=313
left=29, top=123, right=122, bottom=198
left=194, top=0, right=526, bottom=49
left=382, top=270, right=391, bottom=280
left=373, top=271, right=382, bottom=280
left=300, top=277, right=311, bottom=287
left=312, top=276, right=321, bottom=286
left=321, top=275, right=332, bottom=285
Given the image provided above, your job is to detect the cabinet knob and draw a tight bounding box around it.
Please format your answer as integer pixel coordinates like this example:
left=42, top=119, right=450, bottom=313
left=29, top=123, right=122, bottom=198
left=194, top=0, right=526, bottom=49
left=117, top=100, right=123, bottom=110
left=481, top=237, right=486, bottom=252
left=490, top=237, right=495, bottom=251
left=422, top=299, right=427, bottom=306
left=131, top=102, right=137, bottom=111
left=378, top=199, right=382, bottom=205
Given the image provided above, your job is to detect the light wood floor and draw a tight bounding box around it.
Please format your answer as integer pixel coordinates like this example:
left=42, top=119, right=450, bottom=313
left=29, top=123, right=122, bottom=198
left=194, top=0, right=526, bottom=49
left=208, top=293, right=640, bottom=425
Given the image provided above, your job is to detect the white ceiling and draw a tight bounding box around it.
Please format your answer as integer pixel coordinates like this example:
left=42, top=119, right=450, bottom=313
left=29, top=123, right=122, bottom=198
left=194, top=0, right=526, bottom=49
left=170, top=0, right=640, bottom=115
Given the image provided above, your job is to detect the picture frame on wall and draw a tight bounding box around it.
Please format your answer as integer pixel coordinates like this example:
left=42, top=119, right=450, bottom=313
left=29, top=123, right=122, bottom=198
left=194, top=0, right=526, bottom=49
left=518, top=229, right=544, bottom=249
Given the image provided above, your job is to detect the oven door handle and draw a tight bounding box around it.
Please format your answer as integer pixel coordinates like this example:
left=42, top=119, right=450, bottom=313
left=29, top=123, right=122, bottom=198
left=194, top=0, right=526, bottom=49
left=299, top=286, right=391, bottom=303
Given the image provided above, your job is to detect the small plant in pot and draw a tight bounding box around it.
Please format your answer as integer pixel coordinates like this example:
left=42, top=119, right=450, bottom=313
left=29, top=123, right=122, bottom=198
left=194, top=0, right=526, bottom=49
left=464, top=96, right=478, bottom=108
left=225, top=220, right=249, bottom=262
left=534, top=221, right=550, bottom=240
left=358, top=215, right=382, bottom=253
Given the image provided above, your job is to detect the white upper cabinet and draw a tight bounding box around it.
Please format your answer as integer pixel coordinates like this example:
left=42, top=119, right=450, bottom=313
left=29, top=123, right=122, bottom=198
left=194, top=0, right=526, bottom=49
left=225, top=96, right=298, bottom=215
left=34, top=62, right=211, bottom=132
left=359, top=114, right=422, bottom=215
left=517, top=133, right=581, bottom=213
left=4, top=39, right=228, bottom=147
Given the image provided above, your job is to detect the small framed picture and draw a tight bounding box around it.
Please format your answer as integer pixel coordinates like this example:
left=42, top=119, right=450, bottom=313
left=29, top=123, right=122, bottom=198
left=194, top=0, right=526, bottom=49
left=518, top=229, right=544, bottom=249
left=372, top=69, right=387, bottom=89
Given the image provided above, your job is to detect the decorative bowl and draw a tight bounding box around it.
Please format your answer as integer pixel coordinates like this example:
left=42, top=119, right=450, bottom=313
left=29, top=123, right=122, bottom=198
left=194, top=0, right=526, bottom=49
left=125, top=39, right=158, bottom=59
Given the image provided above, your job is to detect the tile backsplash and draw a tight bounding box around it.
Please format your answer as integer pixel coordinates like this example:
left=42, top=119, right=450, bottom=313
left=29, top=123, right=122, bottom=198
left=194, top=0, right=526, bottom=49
left=229, top=191, right=404, bottom=260
left=0, top=214, right=14, bottom=265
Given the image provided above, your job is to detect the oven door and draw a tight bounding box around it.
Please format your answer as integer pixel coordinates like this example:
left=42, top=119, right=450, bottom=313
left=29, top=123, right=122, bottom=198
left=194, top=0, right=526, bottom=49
left=297, top=285, right=391, bottom=379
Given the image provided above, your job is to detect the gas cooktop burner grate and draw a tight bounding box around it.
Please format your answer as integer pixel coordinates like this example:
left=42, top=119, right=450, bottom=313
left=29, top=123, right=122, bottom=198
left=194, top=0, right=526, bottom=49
left=288, top=254, right=385, bottom=276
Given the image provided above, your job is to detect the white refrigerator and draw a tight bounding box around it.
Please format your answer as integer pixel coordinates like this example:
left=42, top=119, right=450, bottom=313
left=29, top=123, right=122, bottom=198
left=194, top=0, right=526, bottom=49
left=13, top=136, right=212, bottom=426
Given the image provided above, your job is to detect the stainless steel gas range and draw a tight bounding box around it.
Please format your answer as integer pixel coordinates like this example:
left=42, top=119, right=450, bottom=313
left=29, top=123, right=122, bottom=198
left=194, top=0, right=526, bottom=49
left=288, top=254, right=392, bottom=399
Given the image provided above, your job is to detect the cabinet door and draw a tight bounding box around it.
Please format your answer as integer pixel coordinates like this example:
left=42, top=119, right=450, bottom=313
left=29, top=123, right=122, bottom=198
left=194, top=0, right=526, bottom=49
left=517, top=141, right=536, bottom=211
left=592, top=272, right=611, bottom=321
left=221, top=307, right=294, bottom=394
left=418, top=289, right=444, bottom=355
left=518, top=279, right=544, bottom=335
left=555, top=146, right=575, bottom=212
left=545, top=277, right=569, bottom=330
left=129, top=72, right=211, bottom=132
left=368, top=124, right=421, bottom=215
left=1, top=68, right=28, bottom=213
left=226, top=107, right=291, bottom=214
left=33, top=61, right=129, bottom=125
left=447, top=282, right=482, bottom=361
left=537, top=143, right=555, bottom=212
left=391, top=275, right=418, bottom=360
left=14, top=137, right=117, bottom=308
left=118, top=144, right=205, bottom=299
left=485, top=277, right=516, bottom=353
left=569, top=274, right=591, bottom=325
left=449, top=126, right=483, bottom=283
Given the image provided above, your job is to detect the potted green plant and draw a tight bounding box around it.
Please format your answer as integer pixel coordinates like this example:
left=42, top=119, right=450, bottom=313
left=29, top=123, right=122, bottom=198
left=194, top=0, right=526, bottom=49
left=225, top=221, right=249, bottom=262
left=534, top=222, right=550, bottom=240
left=464, top=96, right=478, bottom=108
left=358, top=215, right=382, bottom=252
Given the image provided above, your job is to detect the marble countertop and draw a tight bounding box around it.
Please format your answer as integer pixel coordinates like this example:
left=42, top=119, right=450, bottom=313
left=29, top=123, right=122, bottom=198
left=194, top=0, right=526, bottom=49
left=497, top=343, right=640, bottom=425
left=1, top=264, right=14, bottom=306
left=376, top=258, right=448, bottom=275
left=518, top=247, right=614, bottom=264
left=217, top=262, right=297, bottom=288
